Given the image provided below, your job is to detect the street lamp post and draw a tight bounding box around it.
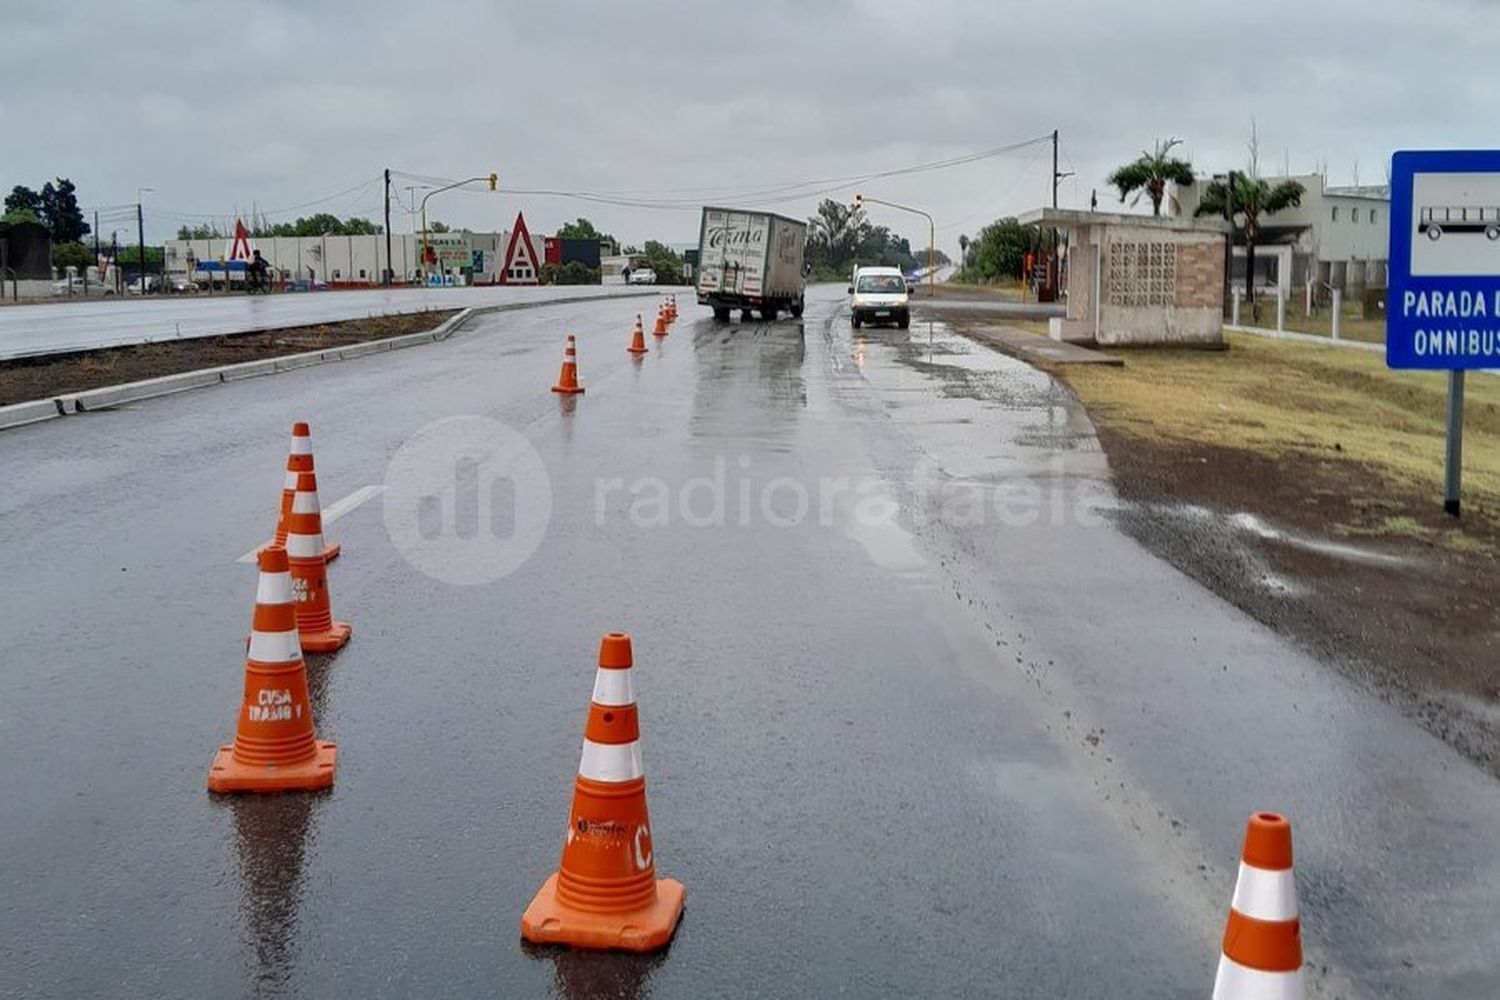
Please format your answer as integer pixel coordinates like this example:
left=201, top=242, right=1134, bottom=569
left=419, top=173, right=499, bottom=284
left=853, top=194, right=936, bottom=300
left=137, top=186, right=154, bottom=294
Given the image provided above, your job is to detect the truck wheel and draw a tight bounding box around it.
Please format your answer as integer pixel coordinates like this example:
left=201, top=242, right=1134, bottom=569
left=712, top=307, right=730, bottom=323
left=761, top=306, right=779, bottom=322
left=741, top=309, right=754, bottom=322
left=789, top=299, right=804, bottom=318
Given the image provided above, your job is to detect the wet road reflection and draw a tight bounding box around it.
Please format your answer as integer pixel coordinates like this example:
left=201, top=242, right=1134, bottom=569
left=222, top=793, right=321, bottom=998
left=524, top=942, right=667, bottom=1000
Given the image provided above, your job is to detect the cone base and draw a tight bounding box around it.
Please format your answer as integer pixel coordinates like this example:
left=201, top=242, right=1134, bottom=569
left=207, top=740, right=337, bottom=793
left=300, top=621, right=352, bottom=653
left=520, top=873, right=684, bottom=953
left=323, top=542, right=341, bottom=563
left=627, top=347, right=648, bottom=355
left=551, top=385, right=585, bottom=395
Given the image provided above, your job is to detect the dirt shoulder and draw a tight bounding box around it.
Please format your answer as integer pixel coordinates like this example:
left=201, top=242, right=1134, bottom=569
left=958, top=322, right=1500, bottom=776
left=0, top=310, right=459, bottom=406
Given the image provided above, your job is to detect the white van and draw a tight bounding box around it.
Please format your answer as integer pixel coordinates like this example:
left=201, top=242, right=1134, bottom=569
left=848, top=266, right=911, bottom=329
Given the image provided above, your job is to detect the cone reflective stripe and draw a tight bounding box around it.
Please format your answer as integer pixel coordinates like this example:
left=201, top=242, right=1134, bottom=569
left=627, top=315, right=648, bottom=355
left=665, top=296, right=677, bottom=322
left=521, top=632, right=684, bottom=952
left=208, top=545, right=336, bottom=793
left=285, top=471, right=351, bottom=653
left=1213, top=813, right=1304, bottom=999
left=272, top=422, right=340, bottom=562
left=552, top=335, right=585, bottom=394
left=652, top=306, right=668, bottom=337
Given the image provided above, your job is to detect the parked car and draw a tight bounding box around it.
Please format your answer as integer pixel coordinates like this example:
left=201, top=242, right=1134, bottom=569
left=126, top=276, right=162, bottom=295
left=848, top=266, right=911, bottom=329
left=627, top=267, right=657, bottom=285
left=168, top=275, right=200, bottom=294
left=50, top=276, right=114, bottom=296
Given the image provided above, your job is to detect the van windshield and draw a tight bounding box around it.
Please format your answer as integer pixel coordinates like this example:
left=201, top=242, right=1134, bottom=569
left=857, top=275, right=906, bottom=293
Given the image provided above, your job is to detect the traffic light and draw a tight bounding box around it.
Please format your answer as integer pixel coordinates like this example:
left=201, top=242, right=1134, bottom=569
left=853, top=193, right=863, bottom=206
left=488, top=173, right=498, bottom=191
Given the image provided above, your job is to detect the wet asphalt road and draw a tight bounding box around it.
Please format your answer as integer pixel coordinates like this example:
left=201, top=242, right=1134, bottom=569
left=2, top=285, right=1499, bottom=998
left=0, top=284, right=660, bottom=360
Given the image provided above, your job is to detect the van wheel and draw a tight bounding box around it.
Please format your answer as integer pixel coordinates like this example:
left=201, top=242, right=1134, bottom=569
left=898, top=315, right=910, bottom=330
left=712, top=308, right=730, bottom=323
left=851, top=314, right=862, bottom=329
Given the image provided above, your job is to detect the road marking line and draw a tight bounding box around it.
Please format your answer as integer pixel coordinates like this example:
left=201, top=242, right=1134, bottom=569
left=236, top=484, right=386, bottom=563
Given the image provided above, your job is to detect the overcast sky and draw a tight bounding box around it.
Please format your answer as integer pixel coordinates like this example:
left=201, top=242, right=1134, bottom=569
left=4, top=0, right=1496, bottom=251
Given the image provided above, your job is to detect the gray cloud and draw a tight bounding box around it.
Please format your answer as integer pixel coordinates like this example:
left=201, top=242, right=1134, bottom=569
left=3, top=0, right=1495, bottom=252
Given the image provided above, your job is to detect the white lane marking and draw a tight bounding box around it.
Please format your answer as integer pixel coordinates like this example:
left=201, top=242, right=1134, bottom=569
left=237, top=484, right=385, bottom=563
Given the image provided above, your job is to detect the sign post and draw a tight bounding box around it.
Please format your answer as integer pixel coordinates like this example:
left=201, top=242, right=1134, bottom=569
left=1386, top=150, right=1500, bottom=517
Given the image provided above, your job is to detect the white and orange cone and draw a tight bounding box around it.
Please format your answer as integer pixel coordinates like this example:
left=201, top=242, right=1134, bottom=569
left=272, top=422, right=339, bottom=562
left=552, top=335, right=585, bottom=394
left=651, top=306, right=668, bottom=337
left=521, top=632, right=684, bottom=952
left=208, top=544, right=337, bottom=793
left=286, top=471, right=351, bottom=653
left=627, top=315, right=649, bottom=355
left=1213, top=812, right=1303, bottom=999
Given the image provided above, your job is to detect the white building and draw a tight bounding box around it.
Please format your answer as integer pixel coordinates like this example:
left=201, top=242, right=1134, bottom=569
left=163, top=229, right=544, bottom=287
left=1170, top=173, right=1389, bottom=299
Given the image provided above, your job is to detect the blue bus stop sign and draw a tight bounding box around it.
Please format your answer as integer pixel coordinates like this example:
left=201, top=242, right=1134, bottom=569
left=1388, top=150, right=1500, bottom=369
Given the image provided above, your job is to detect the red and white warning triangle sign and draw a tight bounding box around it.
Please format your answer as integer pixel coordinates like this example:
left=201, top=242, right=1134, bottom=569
left=500, top=212, right=540, bottom=285
left=227, top=218, right=254, bottom=262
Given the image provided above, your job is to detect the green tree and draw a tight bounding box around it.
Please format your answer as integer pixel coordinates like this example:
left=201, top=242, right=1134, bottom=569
left=966, top=217, right=1034, bottom=282
left=52, top=242, right=92, bottom=270
left=177, top=223, right=225, bottom=240
left=254, top=213, right=384, bottom=237
left=641, top=240, right=683, bottom=284
left=1, top=208, right=42, bottom=226
left=1195, top=173, right=1304, bottom=313
left=428, top=221, right=452, bottom=234
left=39, top=178, right=90, bottom=243
left=958, top=234, right=970, bottom=272
left=1107, top=138, right=1195, bottom=217
left=5, top=185, right=42, bottom=217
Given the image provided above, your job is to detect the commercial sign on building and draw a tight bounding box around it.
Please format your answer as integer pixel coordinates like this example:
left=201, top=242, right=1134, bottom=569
left=1388, top=150, right=1500, bottom=369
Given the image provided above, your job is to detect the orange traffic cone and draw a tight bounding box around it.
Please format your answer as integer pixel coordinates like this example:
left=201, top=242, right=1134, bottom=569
left=521, top=632, right=685, bottom=952
left=666, top=296, right=678, bottom=323
left=652, top=307, right=668, bottom=337
left=1213, top=812, right=1303, bottom=999
left=272, top=423, right=339, bottom=562
left=286, top=471, right=351, bottom=653
left=552, top=335, right=585, bottom=394
left=627, top=315, right=649, bottom=355
left=208, top=544, right=337, bottom=793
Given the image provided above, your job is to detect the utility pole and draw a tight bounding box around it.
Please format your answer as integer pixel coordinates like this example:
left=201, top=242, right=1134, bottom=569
left=1051, top=129, right=1060, bottom=209
left=1222, top=170, right=1236, bottom=319
left=383, top=167, right=393, bottom=286
left=137, top=202, right=147, bottom=295
left=93, top=210, right=99, bottom=264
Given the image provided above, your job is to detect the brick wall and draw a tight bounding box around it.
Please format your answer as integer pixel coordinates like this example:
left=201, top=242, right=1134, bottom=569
left=1175, top=241, right=1224, bottom=310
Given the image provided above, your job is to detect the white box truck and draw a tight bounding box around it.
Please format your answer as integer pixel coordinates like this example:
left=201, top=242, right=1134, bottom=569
left=695, top=206, right=808, bottom=322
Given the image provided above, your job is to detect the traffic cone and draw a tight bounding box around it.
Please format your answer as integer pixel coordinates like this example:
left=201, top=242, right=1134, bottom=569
left=1213, top=812, right=1303, bottom=999
left=552, top=335, right=585, bottom=394
left=521, top=632, right=685, bottom=952
left=271, top=423, right=340, bottom=563
left=286, top=471, right=351, bottom=653
left=666, top=296, right=678, bottom=323
left=652, top=307, right=668, bottom=337
left=627, top=315, right=649, bottom=355
left=208, top=545, right=337, bottom=793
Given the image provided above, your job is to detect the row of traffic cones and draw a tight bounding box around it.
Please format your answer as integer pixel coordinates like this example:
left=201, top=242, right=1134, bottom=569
left=208, top=423, right=351, bottom=793
left=554, top=296, right=679, bottom=393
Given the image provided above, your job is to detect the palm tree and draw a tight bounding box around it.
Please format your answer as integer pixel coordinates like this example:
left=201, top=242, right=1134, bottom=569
left=1106, top=138, right=1196, bottom=216
left=958, top=234, right=970, bottom=273
left=1195, top=173, right=1305, bottom=315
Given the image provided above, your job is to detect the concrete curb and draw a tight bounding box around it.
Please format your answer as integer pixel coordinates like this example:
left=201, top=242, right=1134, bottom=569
left=0, top=398, right=63, bottom=430
left=3, top=290, right=661, bottom=429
